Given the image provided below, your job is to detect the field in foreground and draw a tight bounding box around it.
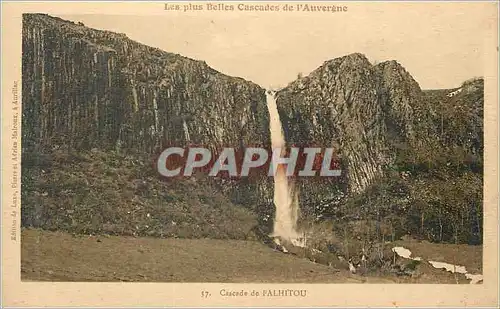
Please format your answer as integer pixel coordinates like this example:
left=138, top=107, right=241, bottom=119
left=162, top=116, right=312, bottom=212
left=21, top=229, right=480, bottom=283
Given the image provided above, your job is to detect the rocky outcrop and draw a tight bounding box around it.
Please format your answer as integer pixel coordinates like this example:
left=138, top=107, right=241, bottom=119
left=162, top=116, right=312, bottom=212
left=276, top=53, right=422, bottom=194
left=374, top=60, right=421, bottom=143
left=275, top=53, right=483, bottom=244
left=22, top=14, right=270, bottom=155
left=418, top=77, right=484, bottom=158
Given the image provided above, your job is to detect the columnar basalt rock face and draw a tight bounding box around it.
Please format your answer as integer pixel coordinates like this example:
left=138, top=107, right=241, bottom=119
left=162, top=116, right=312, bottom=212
left=22, top=14, right=270, bottom=155
left=276, top=53, right=423, bottom=194
left=21, top=14, right=274, bottom=233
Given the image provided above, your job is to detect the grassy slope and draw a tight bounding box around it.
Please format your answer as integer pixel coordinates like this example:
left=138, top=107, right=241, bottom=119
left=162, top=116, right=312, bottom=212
left=20, top=229, right=372, bottom=283
left=21, top=149, right=258, bottom=240
left=22, top=228, right=476, bottom=283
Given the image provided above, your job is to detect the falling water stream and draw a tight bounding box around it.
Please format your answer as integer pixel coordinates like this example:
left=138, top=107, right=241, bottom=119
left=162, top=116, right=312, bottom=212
left=266, top=90, right=305, bottom=247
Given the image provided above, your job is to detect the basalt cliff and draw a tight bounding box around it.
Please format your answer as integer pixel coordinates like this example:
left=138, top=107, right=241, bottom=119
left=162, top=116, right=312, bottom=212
left=22, top=14, right=269, bottom=154
left=21, top=13, right=272, bottom=238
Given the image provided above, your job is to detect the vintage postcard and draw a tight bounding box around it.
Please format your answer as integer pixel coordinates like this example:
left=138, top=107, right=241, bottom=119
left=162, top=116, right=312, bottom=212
left=2, top=1, right=499, bottom=307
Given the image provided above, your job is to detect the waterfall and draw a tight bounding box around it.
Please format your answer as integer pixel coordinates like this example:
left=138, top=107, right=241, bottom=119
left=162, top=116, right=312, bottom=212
left=266, top=90, right=306, bottom=247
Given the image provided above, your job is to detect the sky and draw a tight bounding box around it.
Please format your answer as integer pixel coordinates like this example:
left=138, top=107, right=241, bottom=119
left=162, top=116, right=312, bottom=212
left=61, top=2, right=495, bottom=90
